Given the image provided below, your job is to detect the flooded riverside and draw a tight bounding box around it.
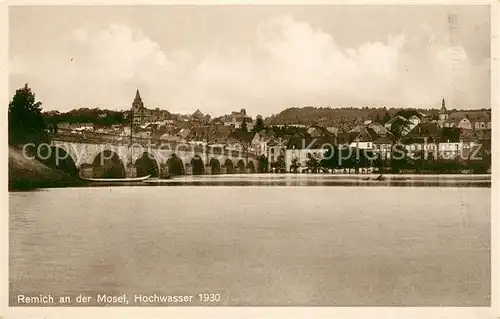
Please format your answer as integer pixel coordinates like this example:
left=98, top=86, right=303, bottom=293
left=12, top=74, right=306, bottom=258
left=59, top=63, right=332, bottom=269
left=9, top=176, right=491, bottom=306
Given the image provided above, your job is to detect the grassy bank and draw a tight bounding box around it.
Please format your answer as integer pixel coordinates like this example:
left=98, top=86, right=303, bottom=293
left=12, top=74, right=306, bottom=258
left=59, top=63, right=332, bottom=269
left=8, top=146, right=83, bottom=190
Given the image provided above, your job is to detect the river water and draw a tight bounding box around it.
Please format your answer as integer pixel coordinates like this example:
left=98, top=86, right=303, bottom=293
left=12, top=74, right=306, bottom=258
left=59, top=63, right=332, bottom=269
left=9, top=177, right=491, bottom=306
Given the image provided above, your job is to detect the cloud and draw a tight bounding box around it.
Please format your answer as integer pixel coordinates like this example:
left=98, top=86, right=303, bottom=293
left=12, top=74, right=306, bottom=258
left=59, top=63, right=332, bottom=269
left=9, top=15, right=489, bottom=116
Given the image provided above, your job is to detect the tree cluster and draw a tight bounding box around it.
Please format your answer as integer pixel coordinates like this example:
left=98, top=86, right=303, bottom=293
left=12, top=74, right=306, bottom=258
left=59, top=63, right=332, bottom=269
left=9, top=84, right=49, bottom=146
left=43, top=107, right=128, bottom=126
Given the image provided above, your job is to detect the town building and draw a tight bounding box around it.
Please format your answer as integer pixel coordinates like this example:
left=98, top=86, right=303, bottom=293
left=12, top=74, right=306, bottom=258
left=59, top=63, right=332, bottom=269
left=440, top=110, right=491, bottom=132
left=347, top=126, right=374, bottom=150
left=402, top=122, right=441, bottom=158
left=251, top=129, right=276, bottom=156
left=439, top=98, right=449, bottom=121
left=341, top=123, right=394, bottom=158
left=285, top=130, right=336, bottom=172
left=266, top=136, right=290, bottom=169
left=131, top=90, right=171, bottom=126
left=223, top=109, right=254, bottom=130
left=437, top=98, right=491, bottom=132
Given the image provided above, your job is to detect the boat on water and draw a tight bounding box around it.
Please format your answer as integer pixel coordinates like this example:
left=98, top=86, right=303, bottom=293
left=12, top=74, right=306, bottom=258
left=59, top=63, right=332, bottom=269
left=360, top=174, right=386, bottom=181
left=79, top=175, right=152, bottom=182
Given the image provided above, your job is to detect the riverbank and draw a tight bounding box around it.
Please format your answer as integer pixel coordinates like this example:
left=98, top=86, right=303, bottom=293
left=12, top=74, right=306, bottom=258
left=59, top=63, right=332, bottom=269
left=8, top=146, right=491, bottom=190
left=8, top=146, right=83, bottom=190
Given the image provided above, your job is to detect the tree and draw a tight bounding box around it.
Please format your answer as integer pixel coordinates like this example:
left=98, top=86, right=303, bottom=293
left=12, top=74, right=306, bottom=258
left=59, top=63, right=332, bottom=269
left=305, top=153, right=320, bottom=173
left=429, top=113, right=439, bottom=121
left=382, top=111, right=392, bottom=124
left=321, top=144, right=340, bottom=169
left=439, top=127, right=461, bottom=142
left=241, top=117, right=248, bottom=132
left=276, top=154, right=286, bottom=173
left=253, top=115, right=265, bottom=133
left=390, top=143, right=408, bottom=173
left=258, top=154, right=269, bottom=173
left=373, top=153, right=387, bottom=173
left=290, top=157, right=300, bottom=173
left=9, top=84, right=48, bottom=146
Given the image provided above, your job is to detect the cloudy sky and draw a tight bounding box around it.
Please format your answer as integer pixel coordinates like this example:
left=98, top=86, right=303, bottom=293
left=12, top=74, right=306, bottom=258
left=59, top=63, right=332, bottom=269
left=9, top=5, right=490, bottom=117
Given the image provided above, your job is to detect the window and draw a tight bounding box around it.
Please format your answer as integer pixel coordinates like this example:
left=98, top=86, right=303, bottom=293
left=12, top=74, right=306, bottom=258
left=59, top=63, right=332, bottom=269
left=488, top=122, right=491, bottom=129
left=481, top=122, right=485, bottom=128
left=475, top=122, right=480, bottom=129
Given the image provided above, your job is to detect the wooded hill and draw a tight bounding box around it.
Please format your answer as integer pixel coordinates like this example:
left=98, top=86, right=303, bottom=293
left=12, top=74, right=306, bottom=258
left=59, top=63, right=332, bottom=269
left=42, top=106, right=489, bottom=127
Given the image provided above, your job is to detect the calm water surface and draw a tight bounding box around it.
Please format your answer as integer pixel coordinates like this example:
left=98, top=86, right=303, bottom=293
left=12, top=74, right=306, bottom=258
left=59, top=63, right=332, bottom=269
left=9, top=181, right=490, bottom=306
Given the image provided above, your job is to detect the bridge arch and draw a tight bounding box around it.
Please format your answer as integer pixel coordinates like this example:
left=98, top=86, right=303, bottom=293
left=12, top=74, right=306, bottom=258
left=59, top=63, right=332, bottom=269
left=247, top=161, right=255, bottom=173
left=237, top=159, right=245, bottom=173
left=191, top=155, right=204, bottom=175
left=167, top=154, right=184, bottom=176
left=224, top=158, right=234, bottom=174
left=135, top=152, right=159, bottom=178
left=92, top=150, right=126, bottom=178
left=37, top=145, right=78, bottom=176
left=209, top=157, right=221, bottom=175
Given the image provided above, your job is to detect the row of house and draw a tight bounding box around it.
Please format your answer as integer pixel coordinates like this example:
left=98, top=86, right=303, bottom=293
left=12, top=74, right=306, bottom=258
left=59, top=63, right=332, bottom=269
left=438, top=98, right=491, bottom=131
left=56, top=94, right=491, bottom=173
left=250, top=100, right=491, bottom=172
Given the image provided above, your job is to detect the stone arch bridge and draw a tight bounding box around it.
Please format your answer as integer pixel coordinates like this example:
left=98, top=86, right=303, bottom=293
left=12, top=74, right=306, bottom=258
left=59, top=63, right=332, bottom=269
left=43, top=132, right=260, bottom=178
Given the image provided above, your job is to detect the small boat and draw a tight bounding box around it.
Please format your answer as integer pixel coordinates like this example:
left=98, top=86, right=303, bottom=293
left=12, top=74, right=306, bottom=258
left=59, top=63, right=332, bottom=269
left=79, top=175, right=152, bottom=182
left=143, top=175, right=173, bottom=183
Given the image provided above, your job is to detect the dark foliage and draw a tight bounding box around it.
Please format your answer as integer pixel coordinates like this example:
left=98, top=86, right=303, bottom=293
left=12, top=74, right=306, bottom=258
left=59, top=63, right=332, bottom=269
left=43, top=107, right=128, bottom=126
left=289, top=157, right=300, bottom=173
left=241, top=117, right=248, bottom=132
left=271, top=125, right=309, bottom=138
left=258, top=155, right=269, bottom=173
left=439, top=127, right=461, bottom=142
left=389, top=144, right=409, bottom=173
left=9, top=84, right=49, bottom=146
left=271, top=155, right=286, bottom=173
left=253, top=115, right=265, bottom=133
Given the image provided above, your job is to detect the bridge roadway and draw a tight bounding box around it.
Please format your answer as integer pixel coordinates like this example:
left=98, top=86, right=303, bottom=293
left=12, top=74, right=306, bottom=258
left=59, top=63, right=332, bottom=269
left=46, top=131, right=260, bottom=178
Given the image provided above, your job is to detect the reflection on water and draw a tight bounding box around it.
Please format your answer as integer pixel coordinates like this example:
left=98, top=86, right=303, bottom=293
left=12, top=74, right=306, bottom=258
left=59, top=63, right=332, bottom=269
left=9, top=183, right=490, bottom=306
left=86, top=173, right=492, bottom=188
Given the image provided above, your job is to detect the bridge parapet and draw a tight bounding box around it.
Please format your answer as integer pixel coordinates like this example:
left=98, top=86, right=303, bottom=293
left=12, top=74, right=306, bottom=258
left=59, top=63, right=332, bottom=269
left=49, top=131, right=258, bottom=158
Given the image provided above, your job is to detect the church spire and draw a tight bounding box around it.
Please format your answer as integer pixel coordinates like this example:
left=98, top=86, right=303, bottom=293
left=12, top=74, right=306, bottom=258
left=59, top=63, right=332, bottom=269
left=440, top=97, right=447, bottom=113
left=132, top=89, right=144, bottom=110
left=134, top=89, right=142, bottom=104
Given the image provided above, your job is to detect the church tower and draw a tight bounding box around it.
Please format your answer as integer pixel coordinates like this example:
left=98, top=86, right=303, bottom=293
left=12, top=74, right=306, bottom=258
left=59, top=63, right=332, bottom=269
left=439, top=98, right=448, bottom=121
left=132, top=89, right=144, bottom=111
left=131, top=89, right=145, bottom=126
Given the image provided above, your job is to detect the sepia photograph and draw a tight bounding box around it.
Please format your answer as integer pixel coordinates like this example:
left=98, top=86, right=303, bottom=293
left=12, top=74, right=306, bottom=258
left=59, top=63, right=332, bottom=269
left=4, top=1, right=497, bottom=316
